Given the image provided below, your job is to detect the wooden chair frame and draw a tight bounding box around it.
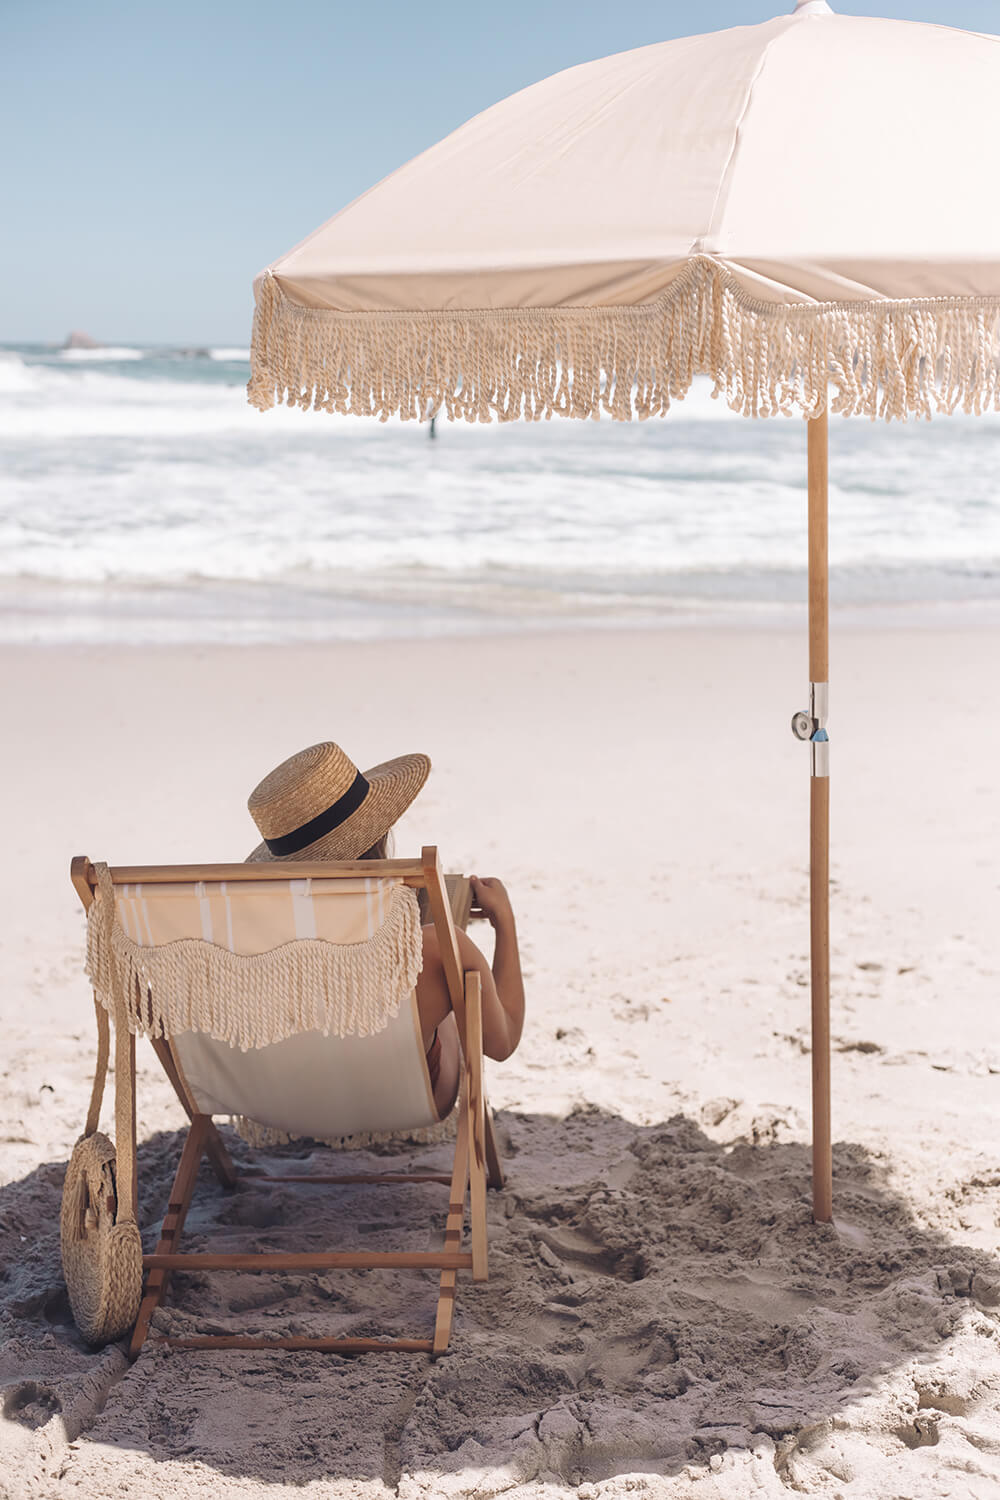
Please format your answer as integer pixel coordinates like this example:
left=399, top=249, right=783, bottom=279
left=70, top=846, right=504, bottom=1358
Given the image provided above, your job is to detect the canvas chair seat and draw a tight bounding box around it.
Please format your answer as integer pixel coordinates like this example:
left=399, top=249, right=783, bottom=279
left=108, top=874, right=442, bottom=1142
left=174, top=1009, right=440, bottom=1144
left=63, top=849, right=502, bottom=1359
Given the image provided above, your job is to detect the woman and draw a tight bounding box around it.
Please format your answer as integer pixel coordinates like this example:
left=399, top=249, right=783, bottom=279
left=246, top=740, right=525, bottom=1115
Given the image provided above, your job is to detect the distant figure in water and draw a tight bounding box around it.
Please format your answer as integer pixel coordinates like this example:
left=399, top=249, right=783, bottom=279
left=245, top=740, right=526, bottom=1116
left=429, top=414, right=437, bottom=439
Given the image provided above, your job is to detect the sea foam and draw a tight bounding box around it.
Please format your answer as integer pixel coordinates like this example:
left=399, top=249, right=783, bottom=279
left=2, top=344, right=999, bottom=642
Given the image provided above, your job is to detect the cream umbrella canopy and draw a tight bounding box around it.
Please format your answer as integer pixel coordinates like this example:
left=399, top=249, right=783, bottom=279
left=248, top=2, right=1000, bottom=1220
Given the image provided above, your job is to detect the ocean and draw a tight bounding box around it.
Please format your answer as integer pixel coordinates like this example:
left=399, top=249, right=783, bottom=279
left=2, top=342, right=999, bottom=645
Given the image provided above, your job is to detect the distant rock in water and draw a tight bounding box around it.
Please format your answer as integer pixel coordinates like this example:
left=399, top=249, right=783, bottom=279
left=63, top=330, right=100, bottom=350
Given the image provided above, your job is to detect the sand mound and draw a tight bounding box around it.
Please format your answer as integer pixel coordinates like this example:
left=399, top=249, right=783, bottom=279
left=3, top=1106, right=999, bottom=1499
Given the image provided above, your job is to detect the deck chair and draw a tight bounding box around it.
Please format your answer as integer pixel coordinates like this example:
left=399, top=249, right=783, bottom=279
left=63, top=846, right=503, bottom=1359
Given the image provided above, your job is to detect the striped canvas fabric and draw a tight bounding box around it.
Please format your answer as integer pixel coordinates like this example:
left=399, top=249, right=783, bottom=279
left=114, top=876, right=398, bottom=954
left=107, top=876, right=440, bottom=1141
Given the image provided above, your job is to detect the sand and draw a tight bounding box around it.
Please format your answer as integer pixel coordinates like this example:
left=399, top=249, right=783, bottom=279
left=1, top=624, right=998, bottom=1499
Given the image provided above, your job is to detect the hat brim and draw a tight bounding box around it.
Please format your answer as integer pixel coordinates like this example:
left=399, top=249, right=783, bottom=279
left=246, top=751, right=431, bottom=863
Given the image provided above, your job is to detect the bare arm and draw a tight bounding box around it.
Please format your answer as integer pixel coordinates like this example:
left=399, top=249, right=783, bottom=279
left=465, top=876, right=525, bottom=1061
left=417, top=878, right=525, bottom=1063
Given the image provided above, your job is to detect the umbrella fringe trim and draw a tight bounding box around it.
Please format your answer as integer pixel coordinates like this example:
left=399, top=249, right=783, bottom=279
left=248, top=257, right=1000, bottom=423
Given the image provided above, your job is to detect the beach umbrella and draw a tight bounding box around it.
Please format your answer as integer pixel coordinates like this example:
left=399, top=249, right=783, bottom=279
left=247, top=1, right=1000, bottom=1221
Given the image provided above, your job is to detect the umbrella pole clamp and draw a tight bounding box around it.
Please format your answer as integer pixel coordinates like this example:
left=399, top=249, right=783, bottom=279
left=791, top=682, right=829, bottom=778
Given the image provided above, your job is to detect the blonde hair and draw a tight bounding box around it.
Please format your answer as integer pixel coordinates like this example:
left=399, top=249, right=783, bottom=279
left=360, top=829, right=428, bottom=920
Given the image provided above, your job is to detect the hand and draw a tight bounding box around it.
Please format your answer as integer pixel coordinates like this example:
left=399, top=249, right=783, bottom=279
left=470, top=876, right=514, bottom=929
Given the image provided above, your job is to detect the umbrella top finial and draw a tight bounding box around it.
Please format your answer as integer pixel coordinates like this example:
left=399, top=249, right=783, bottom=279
left=791, top=0, right=834, bottom=13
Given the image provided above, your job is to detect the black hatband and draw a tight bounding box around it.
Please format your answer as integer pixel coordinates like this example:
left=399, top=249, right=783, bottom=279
left=264, top=771, right=370, bottom=856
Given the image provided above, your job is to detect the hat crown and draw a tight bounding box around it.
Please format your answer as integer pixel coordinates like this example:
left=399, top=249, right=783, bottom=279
left=248, top=742, right=360, bottom=840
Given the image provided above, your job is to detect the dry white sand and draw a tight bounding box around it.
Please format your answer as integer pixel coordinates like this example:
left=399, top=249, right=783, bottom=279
left=1, top=625, right=998, bottom=1499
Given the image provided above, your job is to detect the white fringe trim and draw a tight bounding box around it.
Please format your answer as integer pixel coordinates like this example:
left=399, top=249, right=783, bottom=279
left=85, top=886, right=423, bottom=1052
left=248, top=257, right=1000, bottom=424
left=231, top=1112, right=457, bottom=1152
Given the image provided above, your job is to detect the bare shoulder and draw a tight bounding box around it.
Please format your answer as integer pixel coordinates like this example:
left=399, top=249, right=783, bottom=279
left=421, top=923, right=490, bottom=972
left=456, top=927, right=492, bottom=971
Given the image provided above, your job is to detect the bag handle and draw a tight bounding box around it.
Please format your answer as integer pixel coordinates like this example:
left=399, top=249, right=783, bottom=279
left=91, top=862, right=138, bottom=1225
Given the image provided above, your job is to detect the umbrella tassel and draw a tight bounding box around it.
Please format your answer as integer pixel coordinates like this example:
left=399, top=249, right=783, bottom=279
left=249, top=259, right=1000, bottom=426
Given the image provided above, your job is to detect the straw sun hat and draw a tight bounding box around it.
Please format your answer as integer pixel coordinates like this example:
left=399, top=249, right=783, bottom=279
left=247, top=741, right=430, bottom=863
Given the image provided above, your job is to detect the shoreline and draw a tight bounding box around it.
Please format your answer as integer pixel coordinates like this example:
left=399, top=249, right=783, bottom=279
left=4, top=590, right=1000, bottom=648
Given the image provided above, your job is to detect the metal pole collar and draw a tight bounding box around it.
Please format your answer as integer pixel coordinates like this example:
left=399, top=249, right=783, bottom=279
left=791, top=682, right=830, bottom=777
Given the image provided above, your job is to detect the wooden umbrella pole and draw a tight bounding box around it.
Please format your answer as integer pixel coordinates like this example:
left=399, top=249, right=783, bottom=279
left=807, top=409, right=832, bottom=1223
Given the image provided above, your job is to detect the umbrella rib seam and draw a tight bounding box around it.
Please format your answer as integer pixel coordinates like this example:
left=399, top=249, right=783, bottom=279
left=698, top=24, right=790, bottom=257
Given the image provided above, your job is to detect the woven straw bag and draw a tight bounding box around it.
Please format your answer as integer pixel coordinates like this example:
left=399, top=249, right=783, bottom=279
left=61, top=1132, right=142, bottom=1345
left=60, top=863, right=143, bottom=1347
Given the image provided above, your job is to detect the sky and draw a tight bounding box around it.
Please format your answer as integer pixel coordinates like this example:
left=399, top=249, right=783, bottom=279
left=3, top=0, right=997, bottom=345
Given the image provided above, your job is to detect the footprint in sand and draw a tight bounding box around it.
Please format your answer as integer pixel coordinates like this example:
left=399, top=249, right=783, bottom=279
left=534, top=1225, right=649, bottom=1283
left=2, top=1381, right=62, bottom=1431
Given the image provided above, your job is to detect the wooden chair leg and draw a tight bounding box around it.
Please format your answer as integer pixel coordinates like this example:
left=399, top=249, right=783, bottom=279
left=128, top=1114, right=209, bottom=1359
left=202, top=1123, right=238, bottom=1190
left=464, top=973, right=488, bottom=1283
left=432, top=1087, right=470, bottom=1357
left=119, top=1031, right=139, bottom=1220
left=484, top=1105, right=505, bottom=1190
